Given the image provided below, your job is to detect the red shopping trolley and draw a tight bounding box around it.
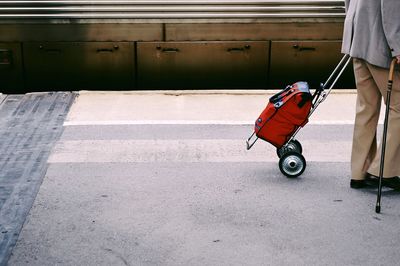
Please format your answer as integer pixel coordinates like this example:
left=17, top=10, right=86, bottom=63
left=246, top=54, right=351, bottom=177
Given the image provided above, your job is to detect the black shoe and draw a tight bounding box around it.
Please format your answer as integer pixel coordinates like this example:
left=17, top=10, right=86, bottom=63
left=350, top=174, right=379, bottom=189
left=382, top=176, right=400, bottom=190
left=350, top=179, right=366, bottom=189
left=365, top=174, right=379, bottom=187
left=365, top=174, right=400, bottom=190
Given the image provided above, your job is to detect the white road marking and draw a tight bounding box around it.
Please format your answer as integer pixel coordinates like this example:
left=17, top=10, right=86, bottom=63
left=48, top=139, right=351, bottom=163
left=63, top=120, right=369, bottom=126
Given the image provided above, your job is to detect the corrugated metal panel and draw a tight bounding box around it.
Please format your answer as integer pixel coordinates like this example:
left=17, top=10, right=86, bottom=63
left=0, top=1, right=345, bottom=19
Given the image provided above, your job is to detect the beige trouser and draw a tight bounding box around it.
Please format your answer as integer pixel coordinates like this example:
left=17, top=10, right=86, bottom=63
left=351, top=58, right=400, bottom=180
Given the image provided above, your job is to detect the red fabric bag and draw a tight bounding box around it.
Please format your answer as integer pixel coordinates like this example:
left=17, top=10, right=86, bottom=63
left=255, top=82, right=312, bottom=148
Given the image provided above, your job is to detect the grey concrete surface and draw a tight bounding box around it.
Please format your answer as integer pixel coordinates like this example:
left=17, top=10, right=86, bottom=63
left=3, top=90, right=399, bottom=266
left=0, top=92, right=76, bottom=266
left=8, top=123, right=400, bottom=266
left=11, top=161, right=400, bottom=266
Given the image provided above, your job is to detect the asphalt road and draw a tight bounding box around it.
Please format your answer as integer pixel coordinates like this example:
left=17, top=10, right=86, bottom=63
left=7, top=122, right=400, bottom=266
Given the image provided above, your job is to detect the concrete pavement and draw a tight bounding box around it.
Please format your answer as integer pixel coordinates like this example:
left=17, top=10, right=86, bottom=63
left=3, top=89, right=399, bottom=266
left=65, top=89, right=361, bottom=125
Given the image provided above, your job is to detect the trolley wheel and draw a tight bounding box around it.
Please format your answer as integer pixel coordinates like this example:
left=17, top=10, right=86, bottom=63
left=276, top=139, right=303, bottom=158
left=279, top=151, right=306, bottom=178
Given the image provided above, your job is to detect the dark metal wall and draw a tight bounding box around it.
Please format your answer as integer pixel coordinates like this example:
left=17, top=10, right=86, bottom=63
left=0, top=1, right=352, bottom=92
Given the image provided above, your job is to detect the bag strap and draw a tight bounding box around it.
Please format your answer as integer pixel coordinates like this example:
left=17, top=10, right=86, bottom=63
left=297, top=93, right=312, bottom=108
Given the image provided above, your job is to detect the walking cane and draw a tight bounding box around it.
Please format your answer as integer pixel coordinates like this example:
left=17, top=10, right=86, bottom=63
left=375, top=58, right=397, bottom=214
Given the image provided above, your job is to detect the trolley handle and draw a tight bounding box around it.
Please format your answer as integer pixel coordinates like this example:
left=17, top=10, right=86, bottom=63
left=320, top=54, right=352, bottom=93
left=307, top=54, right=352, bottom=121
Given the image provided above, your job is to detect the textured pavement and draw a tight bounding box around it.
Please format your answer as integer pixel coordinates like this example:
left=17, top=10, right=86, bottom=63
left=0, top=92, right=76, bottom=266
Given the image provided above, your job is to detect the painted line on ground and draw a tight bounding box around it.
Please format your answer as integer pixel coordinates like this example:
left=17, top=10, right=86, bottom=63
left=62, top=120, right=373, bottom=126
left=48, top=139, right=351, bottom=163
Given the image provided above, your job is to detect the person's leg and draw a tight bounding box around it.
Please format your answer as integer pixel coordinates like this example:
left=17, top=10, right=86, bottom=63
left=366, top=62, right=400, bottom=179
left=350, top=59, right=381, bottom=187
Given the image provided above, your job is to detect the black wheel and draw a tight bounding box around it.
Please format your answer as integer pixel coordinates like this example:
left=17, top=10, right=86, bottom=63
left=279, top=151, right=306, bottom=178
left=276, top=139, right=303, bottom=158
left=290, top=139, right=302, bottom=154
